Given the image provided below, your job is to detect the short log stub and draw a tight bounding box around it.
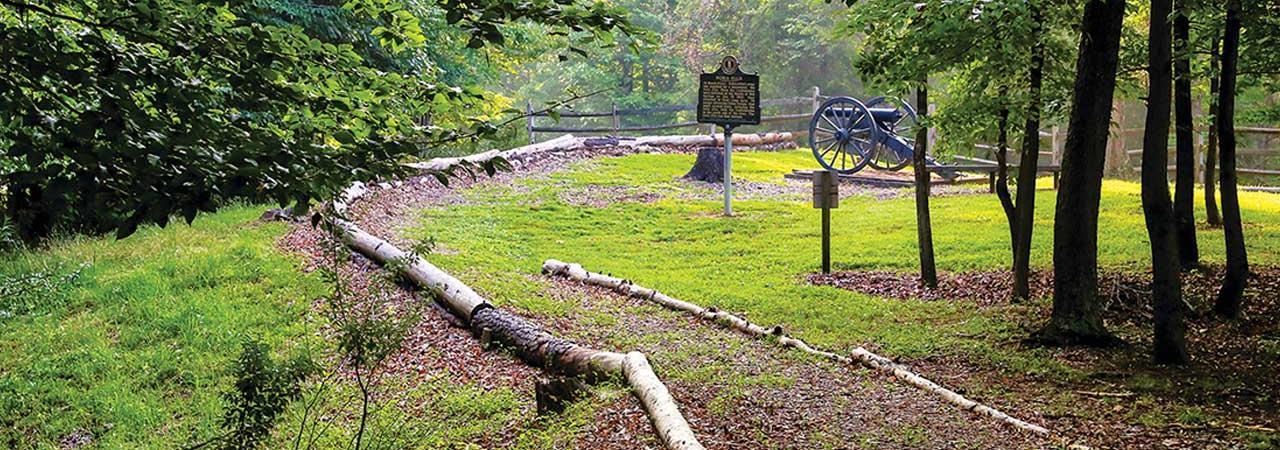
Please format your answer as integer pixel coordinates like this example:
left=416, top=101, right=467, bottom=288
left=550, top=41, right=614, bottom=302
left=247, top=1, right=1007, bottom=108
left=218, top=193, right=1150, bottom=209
left=683, top=147, right=725, bottom=183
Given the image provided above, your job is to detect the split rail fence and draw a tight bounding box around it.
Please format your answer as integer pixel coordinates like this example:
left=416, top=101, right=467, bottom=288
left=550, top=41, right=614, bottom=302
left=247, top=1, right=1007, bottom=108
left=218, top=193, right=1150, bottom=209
left=525, top=88, right=1279, bottom=187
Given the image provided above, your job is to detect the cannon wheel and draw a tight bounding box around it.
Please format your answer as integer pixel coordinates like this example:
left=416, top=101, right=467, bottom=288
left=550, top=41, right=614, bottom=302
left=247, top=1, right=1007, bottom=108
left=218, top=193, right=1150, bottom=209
left=864, top=97, right=916, bottom=172
left=809, top=97, right=879, bottom=174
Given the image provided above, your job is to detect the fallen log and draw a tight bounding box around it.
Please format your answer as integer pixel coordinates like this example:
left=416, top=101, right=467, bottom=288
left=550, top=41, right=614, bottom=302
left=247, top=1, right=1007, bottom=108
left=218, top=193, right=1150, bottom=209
left=405, top=134, right=582, bottom=172
left=542, top=259, right=1080, bottom=444
left=403, top=132, right=797, bottom=175
left=329, top=220, right=704, bottom=450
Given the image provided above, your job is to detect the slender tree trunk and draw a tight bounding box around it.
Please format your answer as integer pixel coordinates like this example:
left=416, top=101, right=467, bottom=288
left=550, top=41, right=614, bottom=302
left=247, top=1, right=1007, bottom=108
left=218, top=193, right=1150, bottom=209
left=1215, top=0, right=1248, bottom=319
left=1038, top=0, right=1126, bottom=346
left=1012, top=9, right=1045, bottom=302
left=913, top=80, right=938, bottom=288
left=1142, top=0, right=1189, bottom=364
left=1172, top=6, right=1199, bottom=269
left=996, top=105, right=1016, bottom=251
left=1205, top=36, right=1222, bottom=226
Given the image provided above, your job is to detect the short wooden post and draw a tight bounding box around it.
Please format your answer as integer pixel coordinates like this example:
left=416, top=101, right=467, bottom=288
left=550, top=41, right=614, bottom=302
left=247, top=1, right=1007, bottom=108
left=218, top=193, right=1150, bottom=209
left=812, top=171, right=839, bottom=274
left=1051, top=125, right=1061, bottom=165
left=526, top=100, right=536, bottom=144
left=811, top=86, right=821, bottom=113
left=611, top=102, right=620, bottom=136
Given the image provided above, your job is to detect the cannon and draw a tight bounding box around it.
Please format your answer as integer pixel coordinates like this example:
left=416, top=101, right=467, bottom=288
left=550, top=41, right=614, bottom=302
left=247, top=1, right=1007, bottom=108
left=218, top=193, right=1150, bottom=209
left=808, top=96, right=953, bottom=177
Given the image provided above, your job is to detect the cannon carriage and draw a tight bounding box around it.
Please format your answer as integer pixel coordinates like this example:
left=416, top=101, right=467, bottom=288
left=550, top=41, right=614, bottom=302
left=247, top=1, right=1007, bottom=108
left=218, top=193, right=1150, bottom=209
left=809, top=96, right=950, bottom=175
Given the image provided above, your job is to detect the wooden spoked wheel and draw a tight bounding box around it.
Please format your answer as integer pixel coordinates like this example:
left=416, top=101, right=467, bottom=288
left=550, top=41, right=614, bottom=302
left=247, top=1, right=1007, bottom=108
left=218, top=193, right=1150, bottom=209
left=809, top=97, right=879, bottom=174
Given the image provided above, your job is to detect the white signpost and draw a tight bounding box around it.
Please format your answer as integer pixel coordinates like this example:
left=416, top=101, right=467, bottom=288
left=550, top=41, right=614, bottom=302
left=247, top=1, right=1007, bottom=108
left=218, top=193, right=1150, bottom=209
left=697, top=56, right=760, bottom=216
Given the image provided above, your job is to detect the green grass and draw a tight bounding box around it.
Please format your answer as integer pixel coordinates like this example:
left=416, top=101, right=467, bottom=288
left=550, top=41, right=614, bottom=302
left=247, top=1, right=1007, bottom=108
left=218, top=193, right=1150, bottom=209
left=408, top=148, right=1280, bottom=363
left=0, top=205, right=328, bottom=449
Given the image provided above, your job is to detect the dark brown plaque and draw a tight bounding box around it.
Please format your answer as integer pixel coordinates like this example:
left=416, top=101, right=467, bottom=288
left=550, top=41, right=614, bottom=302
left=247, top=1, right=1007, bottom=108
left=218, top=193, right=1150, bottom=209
left=697, top=56, right=760, bottom=126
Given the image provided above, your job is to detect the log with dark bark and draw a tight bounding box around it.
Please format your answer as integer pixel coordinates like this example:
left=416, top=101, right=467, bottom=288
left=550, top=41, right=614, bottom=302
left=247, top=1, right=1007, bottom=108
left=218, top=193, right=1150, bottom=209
left=682, top=147, right=724, bottom=183
left=1013, top=10, right=1045, bottom=302
left=1141, top=0, right=1189, bottom=364
left=543, top=260, right=1083, bottom=443
left=913, top=81, right=938, bottom=289
left=1038, top=0, right=1127, bottom=346
left=1205, top=36, right=1222, bottom=227
left=1215, top=0, right=1249, bottom=319
left=1173, top=7, right=1200, bottom=269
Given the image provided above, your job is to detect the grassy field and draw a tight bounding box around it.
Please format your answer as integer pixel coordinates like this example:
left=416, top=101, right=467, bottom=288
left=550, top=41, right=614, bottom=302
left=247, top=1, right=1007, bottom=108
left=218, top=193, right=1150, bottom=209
left=0, top=206, right=617, bottom=449
left=409, top=149, right=1280, bottom=360
left=0, top=206, right=332, bottom=448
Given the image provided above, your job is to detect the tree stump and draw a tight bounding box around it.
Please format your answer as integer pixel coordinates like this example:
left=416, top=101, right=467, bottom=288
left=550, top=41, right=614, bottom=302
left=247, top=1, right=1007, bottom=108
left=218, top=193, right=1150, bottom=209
left=535, top=376, right=590, bottom=415
left=682, top=147, right=724, bottom=183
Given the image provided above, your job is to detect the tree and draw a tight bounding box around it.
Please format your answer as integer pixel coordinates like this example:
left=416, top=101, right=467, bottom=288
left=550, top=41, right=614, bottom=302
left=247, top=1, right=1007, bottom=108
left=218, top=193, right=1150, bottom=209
left=1036, top=0, right=1127, bottom=346
left=0, top=0, right=632, bottom=244
left=1214, top=0, right=1247, bottom=319
left=1204, top=34, right=1222, bottom=227
left=1141, top=0, right=1188, bottom=363
left=1009, top=5, right=1046, bottom=301
left=1172, top=1, right=1199, bottom=270
left=913, top=80, right=939, bottom=288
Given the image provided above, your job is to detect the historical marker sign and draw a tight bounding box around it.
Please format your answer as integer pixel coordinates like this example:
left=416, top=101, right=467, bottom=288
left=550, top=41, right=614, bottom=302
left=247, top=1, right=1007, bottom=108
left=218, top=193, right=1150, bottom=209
left=697, top=56, right=760, bottom=126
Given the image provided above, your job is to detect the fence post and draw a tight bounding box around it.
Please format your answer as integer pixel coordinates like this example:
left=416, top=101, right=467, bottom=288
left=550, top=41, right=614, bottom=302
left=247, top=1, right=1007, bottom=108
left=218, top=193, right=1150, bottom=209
left=611, top=102, right=620, bottom=136
left=811, top=86, right=821, bottom=113
left=526, top=100, right=535, bottom=144
left=1051, top=125, right=1061, bottom=165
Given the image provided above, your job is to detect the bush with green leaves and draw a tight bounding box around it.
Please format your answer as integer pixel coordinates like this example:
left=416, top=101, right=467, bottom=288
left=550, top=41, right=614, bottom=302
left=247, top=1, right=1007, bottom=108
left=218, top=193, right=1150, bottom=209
left=218, top=339, right=317, bottom=450
left=0, top=0, right=632, bottom=244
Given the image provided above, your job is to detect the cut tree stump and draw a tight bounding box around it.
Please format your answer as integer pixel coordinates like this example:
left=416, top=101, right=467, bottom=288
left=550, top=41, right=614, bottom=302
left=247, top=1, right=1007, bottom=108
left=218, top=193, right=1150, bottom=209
left=682, top=147, right=724, bottom=183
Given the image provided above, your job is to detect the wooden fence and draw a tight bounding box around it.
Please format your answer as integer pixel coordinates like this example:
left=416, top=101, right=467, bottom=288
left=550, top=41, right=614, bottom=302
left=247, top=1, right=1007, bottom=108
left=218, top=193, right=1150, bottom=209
left=525, top=89, right=1278, bottom=184
left=525, top=87, right=828, bottom=143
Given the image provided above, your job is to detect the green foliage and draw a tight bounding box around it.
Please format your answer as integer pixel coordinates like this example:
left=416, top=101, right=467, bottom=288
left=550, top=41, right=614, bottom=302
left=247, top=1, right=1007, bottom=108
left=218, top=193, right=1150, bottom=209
left=219, top=339, right=316, bottom=450
left=840, top=0, right=1079, bottom=154
left=507, top=0, right=861, bottom=118
left=0, top=0, right=632, bottom=244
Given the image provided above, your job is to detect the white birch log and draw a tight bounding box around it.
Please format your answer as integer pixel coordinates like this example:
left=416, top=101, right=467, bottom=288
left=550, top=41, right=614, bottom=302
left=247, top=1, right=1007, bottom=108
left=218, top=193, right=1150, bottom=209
left=405, top=134, right=582, bottom=172
left=542, top=259, right=1073, bottom=443
left=329, top=220, right=704, bottom=450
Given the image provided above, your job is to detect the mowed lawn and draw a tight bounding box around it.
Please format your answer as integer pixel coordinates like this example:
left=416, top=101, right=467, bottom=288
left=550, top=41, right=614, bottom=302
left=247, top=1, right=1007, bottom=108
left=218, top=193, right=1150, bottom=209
left=408, top=149, right=1280, bottom=366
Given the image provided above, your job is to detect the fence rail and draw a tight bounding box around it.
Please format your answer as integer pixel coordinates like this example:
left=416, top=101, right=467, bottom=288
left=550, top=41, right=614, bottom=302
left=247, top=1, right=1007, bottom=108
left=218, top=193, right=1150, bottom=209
left=523, top=88, right=1279, bottom=183
left=526, top=88, right=824, bottom=142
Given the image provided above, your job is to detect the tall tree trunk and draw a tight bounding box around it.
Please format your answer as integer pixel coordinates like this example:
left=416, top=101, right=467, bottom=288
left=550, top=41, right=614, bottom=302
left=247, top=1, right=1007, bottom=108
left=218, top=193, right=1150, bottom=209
left=1215, top=0, right=1248, bottom=319
left=1142, top=0, right=1189, bottom=364
left=913, top=80, right=938, bottom=288
left=1012, top=9, right=1045, bottom=302
left=1037, top=0, right=1126, bottom=346
left=996, top=105, right=1016, bottom=251
left=1172, top=6, right=1199, bottom=269
left=1204, top=36, right=1222, bottom=226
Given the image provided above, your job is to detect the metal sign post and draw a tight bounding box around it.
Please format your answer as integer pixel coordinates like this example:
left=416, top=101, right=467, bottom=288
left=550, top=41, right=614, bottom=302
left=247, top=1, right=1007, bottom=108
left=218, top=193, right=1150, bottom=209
left=723, top=124, right=734, bottom=215
left=696, top=56, right=759, bottom=217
